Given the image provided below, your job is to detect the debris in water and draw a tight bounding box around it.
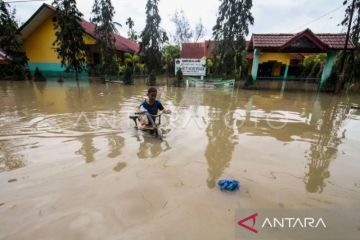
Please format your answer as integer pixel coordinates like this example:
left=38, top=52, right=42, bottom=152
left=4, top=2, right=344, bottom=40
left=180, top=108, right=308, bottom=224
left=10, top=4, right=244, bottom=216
left=8, top=178, right=17, bottom=183
left=113, top=162, right=127, bottom=172
left=218, top=179, right=239, bottom=191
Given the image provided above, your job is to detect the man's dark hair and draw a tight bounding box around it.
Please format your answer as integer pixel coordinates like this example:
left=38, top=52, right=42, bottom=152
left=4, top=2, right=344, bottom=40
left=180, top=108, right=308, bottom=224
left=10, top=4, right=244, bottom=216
left=148, top=87, right=157, bottom=94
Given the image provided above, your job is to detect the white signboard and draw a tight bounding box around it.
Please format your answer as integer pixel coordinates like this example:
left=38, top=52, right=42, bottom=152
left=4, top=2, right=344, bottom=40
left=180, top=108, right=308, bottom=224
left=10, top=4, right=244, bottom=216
left=175, top=58, right=206, bottom=76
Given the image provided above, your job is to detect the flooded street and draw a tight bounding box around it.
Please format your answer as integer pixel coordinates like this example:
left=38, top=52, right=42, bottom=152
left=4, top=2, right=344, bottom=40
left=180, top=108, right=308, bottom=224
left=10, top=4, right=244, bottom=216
left=0, top=80, right=359, bottom=240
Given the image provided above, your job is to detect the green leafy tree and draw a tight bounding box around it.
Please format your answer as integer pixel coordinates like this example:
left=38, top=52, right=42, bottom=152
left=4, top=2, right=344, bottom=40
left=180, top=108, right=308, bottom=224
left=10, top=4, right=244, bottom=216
left=124, top=52, right=140, bottom=74
left=162, top=44, right=180, bottom=76
left=136, top=63, right=146, bottom=75
left=175, top=68, right=183, bottom=86
left=140, top=0, right=168, bottom=85
left=123, top=65, right=133, bottom=84
left=342, top=0, right=360, bottom=47
left=206, top=58, right=213, bottom=76
left=0, top=1, right=27, bottom=79
left=91, top=0, right=118, bottom=79
left=34, top=67, right=46, bottom=81
left=0, top=2, right=21, bottom=54
left=126, top=17, right=138, bottom=41
left=300, top=54, right=327, bottom=78
left=52, top=0, right=87, bottom=81
left=212, top=0, right=254, bottom=77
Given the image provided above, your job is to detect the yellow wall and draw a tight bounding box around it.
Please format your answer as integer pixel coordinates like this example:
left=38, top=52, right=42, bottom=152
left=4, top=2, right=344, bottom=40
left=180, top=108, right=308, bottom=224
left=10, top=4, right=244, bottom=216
left=23, top=14, right=59, bottom=63
left=23, top=14, right=97, bottom=63
left=259, top=53, right=292, bottom=65
left=83, top=34, right=96, bottom=45
left=272, top=62, right=282, bottom=76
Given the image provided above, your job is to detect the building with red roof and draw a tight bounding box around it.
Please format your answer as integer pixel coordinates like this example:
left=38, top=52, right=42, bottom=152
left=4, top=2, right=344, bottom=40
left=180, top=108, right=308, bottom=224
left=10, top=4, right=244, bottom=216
left=247, top=28, right=355, bottom=88
left=181, top=40, right=248, bottom=59
left=19, top=3, right=139, bottom=77
left=180, top=41, right=218, bottom=59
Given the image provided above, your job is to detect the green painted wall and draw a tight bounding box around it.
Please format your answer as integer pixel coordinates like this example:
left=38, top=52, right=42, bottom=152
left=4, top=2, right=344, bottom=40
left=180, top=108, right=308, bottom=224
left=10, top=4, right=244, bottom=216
left=29, top=63, right=89, bottom=78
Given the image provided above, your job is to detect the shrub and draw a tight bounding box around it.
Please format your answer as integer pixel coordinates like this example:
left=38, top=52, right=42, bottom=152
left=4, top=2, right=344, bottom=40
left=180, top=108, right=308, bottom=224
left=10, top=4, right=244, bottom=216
left=175, top=68, right=183, bottom=87
left=33, top=67, right=46, bottom=81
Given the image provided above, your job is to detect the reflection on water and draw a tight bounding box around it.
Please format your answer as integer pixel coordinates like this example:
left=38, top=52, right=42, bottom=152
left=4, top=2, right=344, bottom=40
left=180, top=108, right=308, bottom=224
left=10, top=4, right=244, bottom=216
left=0, top=80, right=359, bottom=195
left=107, top=133, right=125, bottom=158
left=75, top=134, right=98, bottom=163
left=204, top=92, right=239, bottom=189
left=304, top=96, right=350, bottom=193
left=136, top=135, right=171, bottom=159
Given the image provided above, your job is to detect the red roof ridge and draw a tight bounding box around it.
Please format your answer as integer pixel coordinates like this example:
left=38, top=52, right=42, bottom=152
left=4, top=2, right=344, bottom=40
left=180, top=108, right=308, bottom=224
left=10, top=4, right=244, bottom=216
left=280, top=28, right=328, bottom=51
left=80, top=19, right=139, bottom=52
left=43, top=3, right=56, bottom=11
left=252, top=32, right=347, bottom=36
left=252, top=33, right=294, bottom=36
left=316, top=33, right=347, bottom=35
left=249, top=29, right=355, bottom=51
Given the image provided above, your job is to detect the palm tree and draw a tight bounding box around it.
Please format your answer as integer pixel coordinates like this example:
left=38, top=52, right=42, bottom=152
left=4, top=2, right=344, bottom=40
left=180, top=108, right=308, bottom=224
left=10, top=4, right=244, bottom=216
left=124, top=52, right=140, bottom=74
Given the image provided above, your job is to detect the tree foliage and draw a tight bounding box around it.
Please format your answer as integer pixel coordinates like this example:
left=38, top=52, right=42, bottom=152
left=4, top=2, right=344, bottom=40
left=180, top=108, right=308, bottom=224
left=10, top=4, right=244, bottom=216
left=342, top=0, right=360, bottom=46
left=212, top=0, right=254, bottom=76
left=124, top=52, right=140, bottom=77
left=140, top=0, right=168, bottom=84
left=126, top=17, right=138, bottom=41
left=194, top=18, right=206, bottom=42
left=91, top=0, right=118, bottom=78
left=162, top=44, right=180, bottom=75
left=341, top=0, right=360, bottom=82
left=175, top=67, right=183, bottom=86
left=299, top=54, right=328, bottom=79
left=206, top=58, right=214, bottom=75
left=0, top=2, right=21, bottom=53
left=170, top=10, right=207, bottom=43
left=52, top=0, right=87, bottom=80
left=170, top=9, right=193, bottom=44
left=0, top=1, right=27, bottom=79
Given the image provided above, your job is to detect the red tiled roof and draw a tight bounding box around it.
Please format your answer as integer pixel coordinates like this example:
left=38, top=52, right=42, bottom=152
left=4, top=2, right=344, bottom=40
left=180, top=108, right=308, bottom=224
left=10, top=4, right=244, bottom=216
left=181, top=40, right=249, bottom=59
left=316, top=34, right=353, bottom=49
left=249, top=29, right=355, bottom=51
left=80, top=20, right=139, bottom=53
left=181, top=42, right=206, bottom=59
left=47, top=4, right=139, bottom=52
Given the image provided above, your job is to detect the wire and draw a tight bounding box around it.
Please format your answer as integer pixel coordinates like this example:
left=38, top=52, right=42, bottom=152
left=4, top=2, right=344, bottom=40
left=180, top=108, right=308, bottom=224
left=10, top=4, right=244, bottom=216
left=292, top=4, right=346, bottom=32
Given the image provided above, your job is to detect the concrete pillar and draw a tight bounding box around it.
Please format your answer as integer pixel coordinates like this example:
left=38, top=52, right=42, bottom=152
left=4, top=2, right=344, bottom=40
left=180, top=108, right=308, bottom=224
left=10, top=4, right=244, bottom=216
left=319, top=51, right=337, bottom=91
left=281, top=64, right=289, bottom=95
left=251, top=49, right=261, bottom=81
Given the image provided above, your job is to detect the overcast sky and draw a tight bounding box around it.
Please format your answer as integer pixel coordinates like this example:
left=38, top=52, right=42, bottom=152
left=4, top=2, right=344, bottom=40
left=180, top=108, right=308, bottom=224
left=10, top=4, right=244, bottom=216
left=9, top=0, right=347, bottom=41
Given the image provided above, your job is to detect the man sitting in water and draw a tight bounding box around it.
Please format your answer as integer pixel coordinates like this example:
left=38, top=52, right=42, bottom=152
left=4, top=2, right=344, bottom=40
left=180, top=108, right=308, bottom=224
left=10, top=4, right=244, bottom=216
left=138, top=87, right=171, bottom=126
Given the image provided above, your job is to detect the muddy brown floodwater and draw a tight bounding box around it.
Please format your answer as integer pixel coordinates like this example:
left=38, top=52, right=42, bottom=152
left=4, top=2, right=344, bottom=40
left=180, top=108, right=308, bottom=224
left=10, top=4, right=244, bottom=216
left=0, top=79, right=359, bottom=240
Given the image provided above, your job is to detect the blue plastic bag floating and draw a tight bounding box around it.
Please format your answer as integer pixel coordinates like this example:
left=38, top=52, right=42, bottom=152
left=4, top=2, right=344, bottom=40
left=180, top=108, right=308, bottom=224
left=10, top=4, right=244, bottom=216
left=217, top=179, right=239, bottom=191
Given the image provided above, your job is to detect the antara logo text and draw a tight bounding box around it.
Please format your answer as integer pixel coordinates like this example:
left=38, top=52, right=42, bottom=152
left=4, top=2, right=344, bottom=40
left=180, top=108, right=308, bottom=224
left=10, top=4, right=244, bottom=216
left=238, top=213, right=327, bottom=234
